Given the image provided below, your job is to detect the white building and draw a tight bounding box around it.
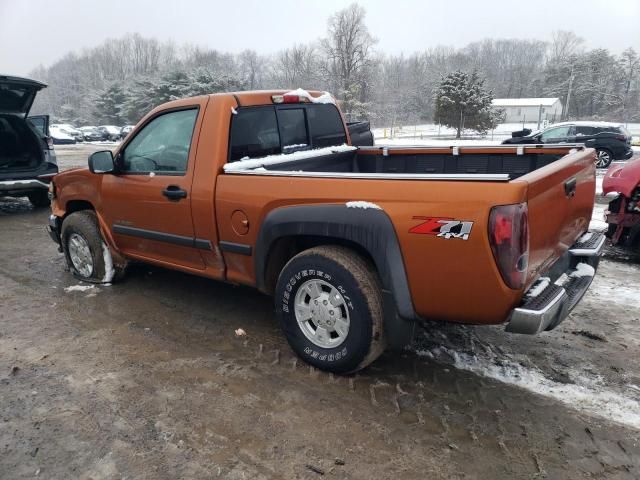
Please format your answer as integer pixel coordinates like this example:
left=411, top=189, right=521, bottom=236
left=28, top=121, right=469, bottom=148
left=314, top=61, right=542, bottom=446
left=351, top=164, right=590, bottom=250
left=491, top=98, right=563, bottom=126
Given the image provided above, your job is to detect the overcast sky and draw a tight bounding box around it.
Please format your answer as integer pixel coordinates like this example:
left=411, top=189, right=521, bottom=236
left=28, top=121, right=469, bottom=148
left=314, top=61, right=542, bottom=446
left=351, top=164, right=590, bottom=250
left=1, top=0, right=639, bottom=76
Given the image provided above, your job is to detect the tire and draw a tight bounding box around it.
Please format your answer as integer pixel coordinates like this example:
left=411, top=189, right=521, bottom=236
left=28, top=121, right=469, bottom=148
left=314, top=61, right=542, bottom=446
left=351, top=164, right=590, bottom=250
left=275, top=245, right=385, bottom=374
left=28, top=190, right=50, bottom=208
left=61, top=211, right=120, bottom=283
left=595, top=149, right=613, bottom=169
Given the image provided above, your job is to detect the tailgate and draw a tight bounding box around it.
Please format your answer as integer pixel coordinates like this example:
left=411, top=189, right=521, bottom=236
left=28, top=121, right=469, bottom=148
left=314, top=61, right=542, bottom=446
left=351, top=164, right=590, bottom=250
left=519, top=147, right=596, bottom=287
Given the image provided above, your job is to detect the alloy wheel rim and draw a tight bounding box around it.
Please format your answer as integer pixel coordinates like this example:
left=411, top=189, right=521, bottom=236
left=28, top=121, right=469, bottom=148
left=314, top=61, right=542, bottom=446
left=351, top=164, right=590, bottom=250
left=596, top=151, right=610, bottom=168
left=68, top=233, right=93, bottom=278
left=294, top=278, right=350, bottom=348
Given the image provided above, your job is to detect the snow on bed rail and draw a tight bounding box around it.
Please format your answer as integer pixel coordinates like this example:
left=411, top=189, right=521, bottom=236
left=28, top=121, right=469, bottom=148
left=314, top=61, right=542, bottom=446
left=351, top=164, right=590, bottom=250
left=346, top=201, right=382, bottom=210
left=284, top=88, right=335, bottom=104
left=223, top=145, right=356, bottom=172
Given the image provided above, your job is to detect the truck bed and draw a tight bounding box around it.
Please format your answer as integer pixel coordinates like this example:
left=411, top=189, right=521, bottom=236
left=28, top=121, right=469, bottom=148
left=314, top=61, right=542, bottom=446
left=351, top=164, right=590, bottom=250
left=225, top=144, right=585, bottom=181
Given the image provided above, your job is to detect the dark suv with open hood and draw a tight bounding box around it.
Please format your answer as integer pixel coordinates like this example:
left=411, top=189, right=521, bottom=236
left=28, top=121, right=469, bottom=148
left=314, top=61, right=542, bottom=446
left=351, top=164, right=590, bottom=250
left=0, top=75, right=57, bottom=207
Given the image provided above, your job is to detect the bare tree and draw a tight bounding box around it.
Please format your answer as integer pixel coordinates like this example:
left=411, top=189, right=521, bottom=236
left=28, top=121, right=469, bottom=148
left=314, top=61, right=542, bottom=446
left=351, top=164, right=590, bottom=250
left=320, top=3, right=376, bottom=119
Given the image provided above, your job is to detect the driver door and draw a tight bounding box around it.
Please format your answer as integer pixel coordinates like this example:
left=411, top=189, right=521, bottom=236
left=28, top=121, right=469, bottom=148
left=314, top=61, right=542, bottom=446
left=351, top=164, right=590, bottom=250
left=99, top=106, right=206, bottom=270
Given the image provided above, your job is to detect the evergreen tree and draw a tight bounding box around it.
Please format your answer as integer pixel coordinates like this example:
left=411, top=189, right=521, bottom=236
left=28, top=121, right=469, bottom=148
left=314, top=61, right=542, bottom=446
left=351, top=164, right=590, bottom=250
left=434, top=71, right=502, bottom=138
left=93, top=84, right=127, bottom=124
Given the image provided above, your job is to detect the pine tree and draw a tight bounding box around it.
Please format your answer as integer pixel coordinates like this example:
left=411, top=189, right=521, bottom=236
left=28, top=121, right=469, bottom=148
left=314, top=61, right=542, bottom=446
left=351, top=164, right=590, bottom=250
left=93, top=84, right=128, bottom=124
left=434, top=71, right=502, bottom=138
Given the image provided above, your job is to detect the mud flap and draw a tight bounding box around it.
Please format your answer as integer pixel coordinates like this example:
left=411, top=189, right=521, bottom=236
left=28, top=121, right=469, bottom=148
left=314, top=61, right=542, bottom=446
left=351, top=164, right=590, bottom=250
left=383, top=290, right=416, bottom=350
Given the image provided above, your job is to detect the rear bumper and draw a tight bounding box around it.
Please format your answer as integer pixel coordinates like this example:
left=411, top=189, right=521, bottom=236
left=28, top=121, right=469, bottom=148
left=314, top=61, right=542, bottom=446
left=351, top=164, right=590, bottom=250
left=505, top=232, right=605, bottom=334
left=622, top=147, right=634, bottom=160
left=0, top=178, right=49, bottom=194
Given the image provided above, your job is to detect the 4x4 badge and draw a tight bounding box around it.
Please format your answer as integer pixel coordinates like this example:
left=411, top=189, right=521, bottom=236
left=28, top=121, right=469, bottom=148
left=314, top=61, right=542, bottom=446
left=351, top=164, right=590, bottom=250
left=409, top=217, right=473, bottom=240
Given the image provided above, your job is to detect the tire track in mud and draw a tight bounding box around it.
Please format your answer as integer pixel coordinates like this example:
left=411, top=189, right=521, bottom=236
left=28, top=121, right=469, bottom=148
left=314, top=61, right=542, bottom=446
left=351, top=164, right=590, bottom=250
left=212, top=332, right=640, bottom=479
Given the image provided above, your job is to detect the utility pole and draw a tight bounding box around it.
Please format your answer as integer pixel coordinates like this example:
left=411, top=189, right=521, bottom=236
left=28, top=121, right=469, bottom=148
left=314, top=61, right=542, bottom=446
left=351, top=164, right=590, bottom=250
left=564, top=65, right=574, bottom=121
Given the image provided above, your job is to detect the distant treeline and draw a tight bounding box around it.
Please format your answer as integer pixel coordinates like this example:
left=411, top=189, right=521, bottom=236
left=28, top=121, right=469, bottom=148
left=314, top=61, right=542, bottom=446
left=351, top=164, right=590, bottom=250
left=29, top=3, right=640, bottom=127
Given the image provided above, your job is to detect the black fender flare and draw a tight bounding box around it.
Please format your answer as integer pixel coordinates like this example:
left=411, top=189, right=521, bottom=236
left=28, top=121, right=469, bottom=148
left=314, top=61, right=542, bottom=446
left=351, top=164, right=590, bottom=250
left=255, top=205, right=418, bottom=347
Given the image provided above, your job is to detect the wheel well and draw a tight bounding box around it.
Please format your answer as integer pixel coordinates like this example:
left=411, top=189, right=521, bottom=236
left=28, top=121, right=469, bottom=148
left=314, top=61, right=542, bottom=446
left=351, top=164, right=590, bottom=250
left=263, top=235, right=377, bottom=294
left=65, top=200, right=94, bottom=216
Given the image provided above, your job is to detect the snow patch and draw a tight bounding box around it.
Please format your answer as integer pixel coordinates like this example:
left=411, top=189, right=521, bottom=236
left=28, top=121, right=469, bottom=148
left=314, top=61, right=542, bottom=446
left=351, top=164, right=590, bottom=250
left=64, top=285, right=95, bottom=293
left=571, top=263, right=595, bottom=278
left=223, top=145, right=356, bottom=172
left=345, top=201, right=382, bottom=210
left=231, top=106, right=237, bottom=115
left=578, top=232, right=593, bottom=242
left=416, top=345, right=640, bottom=430
left=525, top=277, right=550, bottom=298
left=284, top=88, right=335, bottom=104
left=101, top=242, right=115, bottom=283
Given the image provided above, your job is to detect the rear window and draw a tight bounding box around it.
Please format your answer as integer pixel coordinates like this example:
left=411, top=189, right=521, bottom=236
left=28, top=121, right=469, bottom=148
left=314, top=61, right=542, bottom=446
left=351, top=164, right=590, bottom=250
left=308, top=104, right=347, bottom=147
left=229, top=103, right=346, bottom=162
left=277, top=108, right=308, bottom=150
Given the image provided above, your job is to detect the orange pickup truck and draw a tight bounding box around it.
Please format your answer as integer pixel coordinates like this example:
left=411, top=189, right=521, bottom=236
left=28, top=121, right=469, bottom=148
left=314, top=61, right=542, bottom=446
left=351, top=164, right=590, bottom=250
left=47, top=89, right=604, bottom=373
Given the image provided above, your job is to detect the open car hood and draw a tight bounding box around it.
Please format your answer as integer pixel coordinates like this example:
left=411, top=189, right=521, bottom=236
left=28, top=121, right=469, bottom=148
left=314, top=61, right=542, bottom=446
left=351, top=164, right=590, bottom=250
left=0, top=74, right=47, bottom=117
left=603, top=156, right=640, bottom=197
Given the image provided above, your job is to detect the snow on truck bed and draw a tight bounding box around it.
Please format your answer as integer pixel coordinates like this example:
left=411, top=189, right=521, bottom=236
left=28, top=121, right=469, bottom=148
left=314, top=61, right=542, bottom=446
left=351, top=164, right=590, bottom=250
left=223, top=145, right=356, bottom=172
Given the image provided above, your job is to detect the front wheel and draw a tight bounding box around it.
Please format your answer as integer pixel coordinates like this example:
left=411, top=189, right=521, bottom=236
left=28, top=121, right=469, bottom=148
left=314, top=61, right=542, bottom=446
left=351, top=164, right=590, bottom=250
left=275, top=246, right=385, bottom=374
left=595, top=149, right=613, bottom=169
left=61, top=211, right=121, bottom=283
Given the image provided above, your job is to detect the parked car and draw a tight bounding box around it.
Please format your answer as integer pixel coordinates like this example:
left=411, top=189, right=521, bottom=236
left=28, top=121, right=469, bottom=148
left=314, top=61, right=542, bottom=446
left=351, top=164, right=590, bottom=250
left=52, top=123, right=83, bottom=142
left=49, top=125, right=76, bottom=145
left=79, top=126, right=106, bottom=142
left=603, top=157, right=640, bottom=252
left=0, top=74, right=58, bottom=207
left=97, top=125, right=121, bottom=141
left=503, top=121, right=633, bottom=168
left=47, top=89, right=602, bottom=374
left=119, top=125, right=134, bottom=140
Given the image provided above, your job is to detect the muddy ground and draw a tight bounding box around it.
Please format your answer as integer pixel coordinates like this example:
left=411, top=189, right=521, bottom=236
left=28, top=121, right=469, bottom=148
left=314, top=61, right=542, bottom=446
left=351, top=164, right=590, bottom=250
left=1, top=145, right=639, bottom=479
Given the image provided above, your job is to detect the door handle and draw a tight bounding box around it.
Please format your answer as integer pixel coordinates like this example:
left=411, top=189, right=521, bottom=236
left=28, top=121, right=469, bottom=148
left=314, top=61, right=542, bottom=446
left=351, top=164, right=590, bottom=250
left=162, top=185, right=187, bottom=201
left=564, top=177, right=577, bottom=198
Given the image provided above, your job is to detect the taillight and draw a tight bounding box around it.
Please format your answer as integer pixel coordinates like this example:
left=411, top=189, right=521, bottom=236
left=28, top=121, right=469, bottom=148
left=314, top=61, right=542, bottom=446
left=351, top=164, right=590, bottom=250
left=489, top=203, right=529, bottom=289
left=614, top=134, right=626, bottom=141
left=46, top=136, right=53, bottom=149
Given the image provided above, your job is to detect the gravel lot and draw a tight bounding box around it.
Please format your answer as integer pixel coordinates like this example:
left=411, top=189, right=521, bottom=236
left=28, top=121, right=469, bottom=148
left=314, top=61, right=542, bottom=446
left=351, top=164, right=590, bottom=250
left=1, top=144, right=639, bottom=479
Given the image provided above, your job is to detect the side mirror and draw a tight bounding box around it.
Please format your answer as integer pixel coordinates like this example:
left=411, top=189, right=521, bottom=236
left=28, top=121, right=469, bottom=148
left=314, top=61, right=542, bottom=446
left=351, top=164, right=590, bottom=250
left=88, top=150, right=115, bottom=174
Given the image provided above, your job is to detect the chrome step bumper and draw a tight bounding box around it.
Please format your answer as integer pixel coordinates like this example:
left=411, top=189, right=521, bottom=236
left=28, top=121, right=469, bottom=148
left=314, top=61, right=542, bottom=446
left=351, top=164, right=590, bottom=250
left=0, top=179, right=49, bottom=192
left=506, top=232, right=604, bottom=335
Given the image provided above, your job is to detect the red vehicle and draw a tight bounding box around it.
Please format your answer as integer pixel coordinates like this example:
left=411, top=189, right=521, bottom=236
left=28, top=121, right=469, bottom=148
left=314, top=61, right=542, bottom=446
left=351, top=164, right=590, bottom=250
left=603, top=157, right=640, bottom=251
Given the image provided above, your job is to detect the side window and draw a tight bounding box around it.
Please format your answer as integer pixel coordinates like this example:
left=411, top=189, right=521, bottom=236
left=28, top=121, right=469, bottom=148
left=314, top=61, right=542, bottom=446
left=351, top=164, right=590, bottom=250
left=122, top=108, right=198, bottom=174
left=540, top=126, right=570, bottom=142
left=277, top=108, right=308, bottom=150
left=575, top=126, right=595, bottom=136
left=307, top=104, right=347, bottom=148
left=229, top=107, right=279, bottom=161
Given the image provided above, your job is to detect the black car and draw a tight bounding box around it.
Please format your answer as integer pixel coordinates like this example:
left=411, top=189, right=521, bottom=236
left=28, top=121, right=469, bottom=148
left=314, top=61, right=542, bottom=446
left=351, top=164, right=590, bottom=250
left=0, top=74, right=58, bottom=207
left=503, top=121, right=633, bottom=168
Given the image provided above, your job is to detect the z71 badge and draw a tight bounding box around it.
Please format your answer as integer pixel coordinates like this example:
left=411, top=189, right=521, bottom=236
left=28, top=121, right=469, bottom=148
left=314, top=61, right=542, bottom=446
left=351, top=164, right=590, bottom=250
left=409, top=216, right=473, bottom=240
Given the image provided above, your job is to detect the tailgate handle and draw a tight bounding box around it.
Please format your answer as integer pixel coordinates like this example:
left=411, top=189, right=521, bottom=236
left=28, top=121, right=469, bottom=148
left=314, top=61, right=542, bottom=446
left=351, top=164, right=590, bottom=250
left=564, top=177, right=577, bottom=198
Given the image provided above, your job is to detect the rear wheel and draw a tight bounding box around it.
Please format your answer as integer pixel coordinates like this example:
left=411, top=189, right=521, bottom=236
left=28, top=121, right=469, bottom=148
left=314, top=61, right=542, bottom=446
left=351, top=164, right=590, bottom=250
left=28, top=190, right=50, bottom=208
left=595, top=149, right=613, bottom=169
left=275, top=246, right=385, bottom=374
